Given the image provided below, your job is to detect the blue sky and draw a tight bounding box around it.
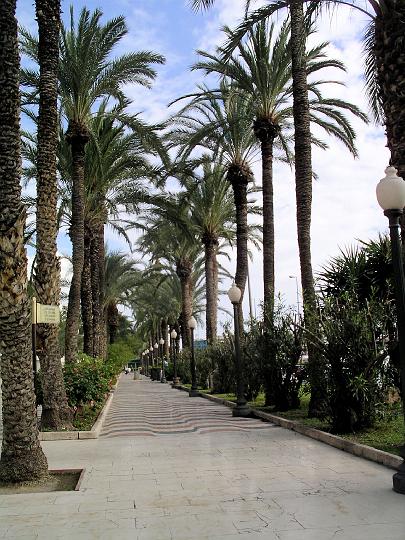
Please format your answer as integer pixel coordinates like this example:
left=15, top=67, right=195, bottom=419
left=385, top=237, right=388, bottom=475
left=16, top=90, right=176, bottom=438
left=17, top=0, right=390, bottom=336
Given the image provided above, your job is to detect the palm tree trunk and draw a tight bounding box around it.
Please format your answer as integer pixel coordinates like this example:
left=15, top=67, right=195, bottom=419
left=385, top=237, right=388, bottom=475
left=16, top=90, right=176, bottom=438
left=81, top=228, right=93, bottom=356
left=176, top=259, right=193, bottom=348
left=257, top=132, right=276, bottom=317
left=34, top=0, right=72, bottom=430
left=98, top=222, right=106, bottom=357
left=107, top=302, right=119, bottom=344
left=162, top=318, right=169, bottom=357
left=227, top=164, right=251, bottom=331
left=203, top=236, right=219, bottom=344
left=90, top=226, right=103, bottom=358
left=0, top=0, right=48, bottom=482
left=374, top=3, right=405, bottom=181
left=290, top=0, right=327, bottom=417
left=64, top=120, right=89, bottom=363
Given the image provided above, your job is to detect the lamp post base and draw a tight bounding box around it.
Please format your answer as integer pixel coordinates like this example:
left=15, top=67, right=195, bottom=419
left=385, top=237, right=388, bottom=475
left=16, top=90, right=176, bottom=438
left=189, top=388, right=199, bottom=397
left=393, top=448, right=405, bottom=494
left=393, top=471, right=405, bottom=494
left=232, top=403, right=251, bottom=417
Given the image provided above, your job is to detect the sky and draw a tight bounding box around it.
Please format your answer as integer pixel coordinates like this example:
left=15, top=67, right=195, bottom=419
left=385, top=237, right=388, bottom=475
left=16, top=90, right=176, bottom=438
left=17, top=0, right=390, bottom=339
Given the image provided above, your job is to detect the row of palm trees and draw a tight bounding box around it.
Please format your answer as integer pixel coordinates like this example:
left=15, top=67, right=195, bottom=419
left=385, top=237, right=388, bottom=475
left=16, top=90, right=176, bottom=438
left=0, top=2, right=165, bottom=482
left=0, top=0, right=402, bottom=482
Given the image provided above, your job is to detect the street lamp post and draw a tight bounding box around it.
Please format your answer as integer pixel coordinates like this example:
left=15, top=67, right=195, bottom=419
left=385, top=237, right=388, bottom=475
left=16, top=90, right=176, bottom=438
left=376, top=165, right=405, bottom=494
left=228, top=283, right=251, bottom=417
left=171, top=329, right=179, bottom=387
left=149, top=346, right=153, bottom=376
left=188, top=316, right=199, bottom=397
left=159, top=337, right=166, bottom=383
left=154, top=342, right=158, bottom=380
left=146, top=349, right=150, bottom=376
left=289, top=275, right=300, bottom=314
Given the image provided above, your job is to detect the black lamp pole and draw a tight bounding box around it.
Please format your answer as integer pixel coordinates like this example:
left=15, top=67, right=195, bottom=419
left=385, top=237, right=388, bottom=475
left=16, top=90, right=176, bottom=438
left=160, top=340, right=166, bottom=383
left=385, top=209, right=405, bottom=494
left=231, top=301, right=251, bottom=417
left=189, top=326, right=199, bottom=397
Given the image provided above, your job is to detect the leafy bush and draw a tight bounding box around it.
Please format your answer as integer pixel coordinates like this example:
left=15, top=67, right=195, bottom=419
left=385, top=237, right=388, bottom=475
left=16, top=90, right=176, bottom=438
left=63, top=354, right=111, bottom=408
left=314, top=294, right=391, bottom=432
left=261, top=307, right=306, bottom=411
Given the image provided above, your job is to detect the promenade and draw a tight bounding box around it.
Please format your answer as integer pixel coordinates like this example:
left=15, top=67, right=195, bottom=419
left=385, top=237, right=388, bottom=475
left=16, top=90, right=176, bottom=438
left=0, top=376, right=404, bottom=539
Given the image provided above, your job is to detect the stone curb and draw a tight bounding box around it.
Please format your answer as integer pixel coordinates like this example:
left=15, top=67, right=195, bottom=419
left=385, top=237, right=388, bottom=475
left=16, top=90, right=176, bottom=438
left=175, top=386, right=402, bottom=471
left=39, top=378, right=119, bottom=441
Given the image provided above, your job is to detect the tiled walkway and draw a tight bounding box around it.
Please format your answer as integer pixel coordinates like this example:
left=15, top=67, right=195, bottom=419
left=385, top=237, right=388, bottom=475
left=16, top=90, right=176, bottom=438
left=100, top=376, right=272, bottom=437
left=0, top=376, right=404, bottom=539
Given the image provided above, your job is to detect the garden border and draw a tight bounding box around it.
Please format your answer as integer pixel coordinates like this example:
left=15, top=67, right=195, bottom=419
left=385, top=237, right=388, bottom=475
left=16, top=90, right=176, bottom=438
left=39, top=378, right=118, bottom=441
left=175, top=385, right=402, bottom=471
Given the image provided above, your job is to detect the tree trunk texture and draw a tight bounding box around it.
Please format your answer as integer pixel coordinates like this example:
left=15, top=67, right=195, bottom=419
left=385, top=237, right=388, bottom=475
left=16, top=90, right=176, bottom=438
left=90, top=226, right=103, bottom=358
left=374, top=4, right=405, bottom=241
left=176, top=259, right=193, bottom=349
left=203, top=235, right=218, bottom=344
left=81, top=229, right=93, bottom=356
left=64, top=121, right=89, bottom=363
left=374, top=2, right=405, bottom=180
left=34, top=0, right=72, bottom=430
left=97, top=221, right=106, bottom=357
left=162, top=318, right=169, bottom=357
left=107, top=302, right=119, bottom=345
left=227, top=163, right=252, bottom=332
left=254, top=118, right=278, bottom=318
left=290, top=0, right=327, bottom=418
left=0, top=0, right=48, bottom=482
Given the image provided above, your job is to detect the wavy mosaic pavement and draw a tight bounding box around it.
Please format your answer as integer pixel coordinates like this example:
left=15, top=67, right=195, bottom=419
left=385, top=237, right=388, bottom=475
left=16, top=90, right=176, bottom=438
left=100, top=375, right=273, bottom=438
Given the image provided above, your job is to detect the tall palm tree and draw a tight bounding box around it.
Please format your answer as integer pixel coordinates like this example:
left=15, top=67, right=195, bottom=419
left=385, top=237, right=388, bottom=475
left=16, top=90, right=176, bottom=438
left=195, top=19, right=367, bottom=318
left=193, top=0, right=404, bottom=417
left=137, top=209, right=204, bottom=348
left=187, top=162, right=236, bottom=343
left=159, top=160, right=261, bottom=343
left=188, top=0, right=321, bottom=416
left=58, top=7, right=165, bottom=363
left=104, top=251, right=140, bottom=344
left=170, top=83, right=258, bottom=330
left=132, top=266, right=206, bottom=350
left=0, top=0, right=48, bottom=482
left=77, top=100, right=162, bottom=358
left=33, top=0, right=72, bottom=430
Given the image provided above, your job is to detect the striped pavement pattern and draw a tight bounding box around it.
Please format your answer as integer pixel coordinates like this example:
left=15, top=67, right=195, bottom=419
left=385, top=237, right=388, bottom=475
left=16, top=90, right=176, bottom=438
left=100, top=375, right=273, bottom=438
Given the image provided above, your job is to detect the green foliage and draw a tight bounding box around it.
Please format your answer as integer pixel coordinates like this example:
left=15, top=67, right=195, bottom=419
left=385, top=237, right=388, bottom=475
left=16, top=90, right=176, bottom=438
left=262, top=307, right=306, bottom=411
left=107, top=341, right=135, bottom=372
left=72, top=403, right=103, bottom=431
left=313, top=294, right=392, bottom=433
left=63, top=354, right=111, bottom=408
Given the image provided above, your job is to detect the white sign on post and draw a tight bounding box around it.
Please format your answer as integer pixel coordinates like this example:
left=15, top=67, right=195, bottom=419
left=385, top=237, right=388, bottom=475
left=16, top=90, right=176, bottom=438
left=36, top=303, right=60, bottom=325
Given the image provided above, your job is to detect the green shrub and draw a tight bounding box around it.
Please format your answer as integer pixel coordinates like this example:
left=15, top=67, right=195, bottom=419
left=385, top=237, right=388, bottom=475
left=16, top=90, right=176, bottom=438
left=63, top=354, right=111, bottom=408
left=261, top=307, right=306, bottom=411
left=314, top=294, right=391, bottom=432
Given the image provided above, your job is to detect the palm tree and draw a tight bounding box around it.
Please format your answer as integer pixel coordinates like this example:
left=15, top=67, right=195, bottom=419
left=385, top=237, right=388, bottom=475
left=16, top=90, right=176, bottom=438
left=58, top=7, right=165, bottom=363
left=131, top=266, right=206, bottom=352
left=33, top=0, right=72, bottom=430
left=78, top=100, right=163, bottom=358
left=170, top=83, right=258, bottom=330
left=157, top=160, right=261, bottom=343
left=188, top=0, right=324, bottom=416
left=187, top=162, right=236, bottom=343
left=195, top=19, right=367, bottom=318
left=137, top=208, right=204, bottom=348
left=0, top=0, right=48, bottom=482
left=193, top=0, right=405, bottom=417
left=104, top=251, right=140, bottom=344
